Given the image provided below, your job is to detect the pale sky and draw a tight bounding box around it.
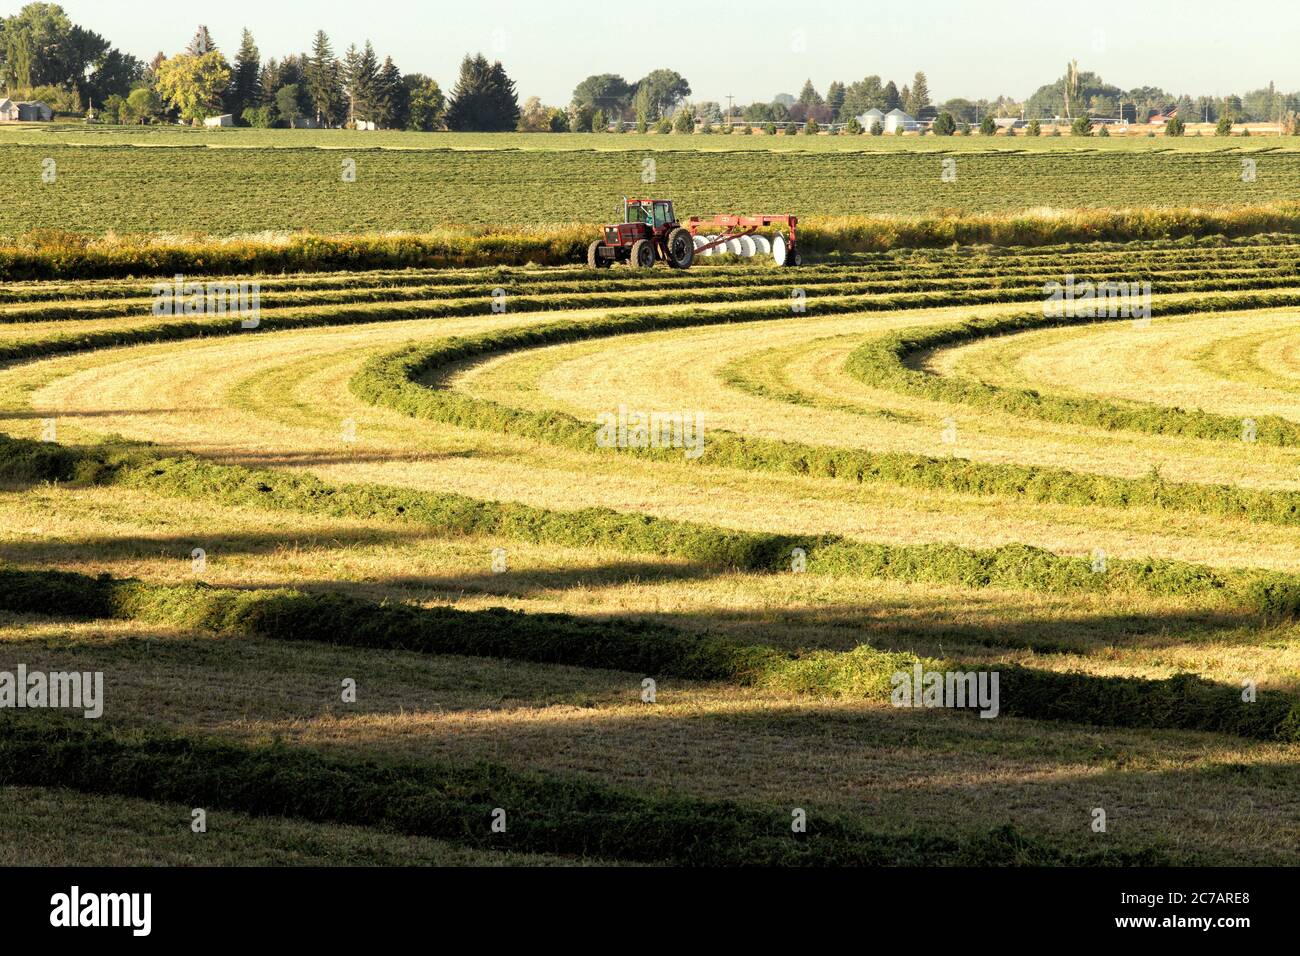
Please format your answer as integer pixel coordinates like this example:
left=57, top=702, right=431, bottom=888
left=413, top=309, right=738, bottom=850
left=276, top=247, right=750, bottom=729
left=44, top=0, right=1298, bottom=105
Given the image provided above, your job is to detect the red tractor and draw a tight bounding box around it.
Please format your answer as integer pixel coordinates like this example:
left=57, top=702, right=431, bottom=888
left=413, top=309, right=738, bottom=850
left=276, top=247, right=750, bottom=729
left=588, top=198, right=695, bottom=269
left=588, top=197, right=801, bottom=269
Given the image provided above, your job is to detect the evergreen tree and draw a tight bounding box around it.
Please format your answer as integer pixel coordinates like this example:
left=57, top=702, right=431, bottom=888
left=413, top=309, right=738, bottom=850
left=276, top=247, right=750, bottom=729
left=487, top=60, right=520, bottom=129
left=826, top=81, right=846, bottom=122
left=444, top=53, right=519, bottom=131
left=376, top=56, right=408, bottom=129
left=355, top=41, right=381, bottom=123
left=258, top=59, right=281, bottom=108
left=672, top=103, right=694, bottom=133
left=797, top=78, right=823, bottom=108
left=883, top=80, right=900, bottom=111
left=187, top=25, right=217, bottom=56
left=304, top=31, right=345, bottom=126
left=907, top=71, right=931, bottom=114
left=276, top=55, right=305, bottom=92
left=228, top=29, right=261, bottom=120
left=341, top=45, right=361, bottom=123
left=343, top=41, right=380, bottom=125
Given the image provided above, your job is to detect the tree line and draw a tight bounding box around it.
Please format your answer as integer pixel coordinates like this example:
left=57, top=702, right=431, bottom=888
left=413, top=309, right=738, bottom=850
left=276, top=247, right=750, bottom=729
left=4, top=6, right=1298, bottom=134
left=0, top=4, right=520, bottom=131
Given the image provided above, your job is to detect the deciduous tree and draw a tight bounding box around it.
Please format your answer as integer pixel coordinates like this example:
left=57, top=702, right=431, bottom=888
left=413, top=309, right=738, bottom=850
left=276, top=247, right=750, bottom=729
left=154, top=50, right=231, bottom=124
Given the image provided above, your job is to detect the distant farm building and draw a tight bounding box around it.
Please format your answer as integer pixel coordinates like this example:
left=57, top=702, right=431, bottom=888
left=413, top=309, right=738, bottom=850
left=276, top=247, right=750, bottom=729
left=203, top=113, right=234, bottom=127
left=1148, top=106, right=1177, bottom=126
left=0, top=99, right=53, bottom=121
left=856, top=107, right=885, bottom=129
left=883, top=108, right=921, bottom=133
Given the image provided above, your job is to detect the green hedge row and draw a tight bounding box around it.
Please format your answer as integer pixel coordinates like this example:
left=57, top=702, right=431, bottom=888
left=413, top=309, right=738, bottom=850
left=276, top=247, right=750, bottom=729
left=0, top=718, right=1170, bottom=865
left=5, top=564, right=1297, bottom=741
left=350, top=295, right=1300, bottom=531
left=847, top=293, right=1300, bottom=447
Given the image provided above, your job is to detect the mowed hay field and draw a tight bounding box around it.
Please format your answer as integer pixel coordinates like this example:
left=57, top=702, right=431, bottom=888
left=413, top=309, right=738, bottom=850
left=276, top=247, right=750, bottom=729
left=3, top=125, right=1300, bottom=232
left=8, top=224, right=1300, bottom=866
left=6, top=125, right=1300, bottom=866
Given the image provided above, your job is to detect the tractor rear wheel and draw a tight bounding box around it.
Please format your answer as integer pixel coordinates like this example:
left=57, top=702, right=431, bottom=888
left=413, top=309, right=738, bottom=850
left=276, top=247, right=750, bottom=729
left=665, top=227, right=694, bottom=269
left=587, top=240, right=610, bottom=269
left=630, top=239, right=655, bottom=269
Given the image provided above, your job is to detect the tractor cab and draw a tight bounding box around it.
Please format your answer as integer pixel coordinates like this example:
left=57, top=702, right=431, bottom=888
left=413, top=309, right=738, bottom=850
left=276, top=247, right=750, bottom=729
left=622, top=199, right=675, bottom=230
left=624, top=199, right=675, bottom=229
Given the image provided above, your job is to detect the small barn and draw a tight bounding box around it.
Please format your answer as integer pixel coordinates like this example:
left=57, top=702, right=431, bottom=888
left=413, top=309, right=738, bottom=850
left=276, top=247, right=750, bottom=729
left=19, top=101, right=52, bottom=121
left=203, top=113, right=234, bottom=127
left=0, top=99, right=52, bottom=121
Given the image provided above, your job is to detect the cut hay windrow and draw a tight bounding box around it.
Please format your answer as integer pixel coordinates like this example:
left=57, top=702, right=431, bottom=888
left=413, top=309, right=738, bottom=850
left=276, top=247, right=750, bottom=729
left=8, top=261, right=1300, bottom=324
left=0, top=717, right=1172, bottom=866
left=4, top=564, right=1297, bottom=742
left=6, top=434, right=1300, bottom=619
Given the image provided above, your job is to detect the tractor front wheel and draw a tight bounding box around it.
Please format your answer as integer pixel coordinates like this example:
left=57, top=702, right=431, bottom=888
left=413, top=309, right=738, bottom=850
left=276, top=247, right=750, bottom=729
left=665, top=227, right=694, bottom=269
left=630, top=239, right=655, bottom=269
left=587, top=240, right=611, bottom=269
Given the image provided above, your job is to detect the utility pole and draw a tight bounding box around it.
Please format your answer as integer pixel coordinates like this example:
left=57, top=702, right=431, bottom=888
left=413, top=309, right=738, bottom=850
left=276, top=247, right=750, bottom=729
left=726, top=93, right=734, bottom=128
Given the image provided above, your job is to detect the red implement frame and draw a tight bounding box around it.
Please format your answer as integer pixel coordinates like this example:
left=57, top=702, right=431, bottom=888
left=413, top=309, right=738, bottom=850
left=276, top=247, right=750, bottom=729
left=685, top=214, right=799, bottom=257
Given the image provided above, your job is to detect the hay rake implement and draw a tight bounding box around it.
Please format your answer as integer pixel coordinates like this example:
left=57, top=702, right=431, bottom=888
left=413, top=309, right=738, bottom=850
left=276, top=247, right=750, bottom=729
left=686, top=213, right=801, bottom=266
